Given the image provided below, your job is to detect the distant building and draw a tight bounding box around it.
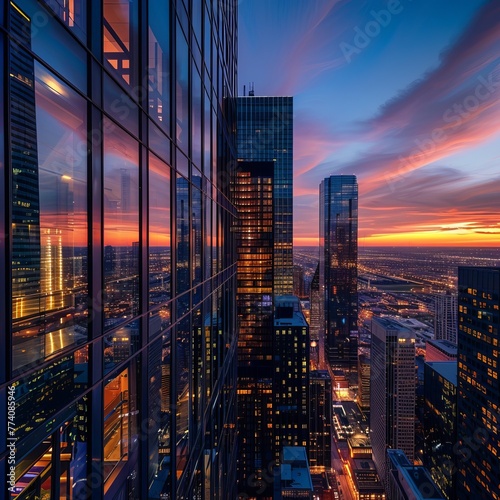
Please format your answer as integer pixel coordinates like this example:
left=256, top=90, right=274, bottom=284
left=309, top=370, right=332, bottom=469
left=274, top=447, right=313, bottom=499
left=358, top=352, right=371, bottom=413
left=456, top=267, right=500, bottom=499
left=273, top=296, right=310, bottom=459
left=294, top=265, right=307, bottom=299
left=424, top=362, right=457, bottom=500
left=387, top=450, right=444, bottom=500
left=433, top=292, right=457, bottom=343
left=370, top=317, right=416, bottom=488
left=309, top=263, right=323, bottom=368
left=426, top=339, right=457, bottom=361
left=319, top=175, right=358, bottom=372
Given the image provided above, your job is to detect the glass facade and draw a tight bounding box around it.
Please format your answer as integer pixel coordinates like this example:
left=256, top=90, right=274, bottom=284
left=0, top=0, right=238, bottom=498
left=424, top=361, right=457, bottom=500
left=236, top=96, right=294, bottom=296
left=457, top=267, right=500, bottom=500
left=319, top=175, right=358, bottom=372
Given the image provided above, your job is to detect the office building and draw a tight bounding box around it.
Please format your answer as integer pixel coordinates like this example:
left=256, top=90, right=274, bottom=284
left=387, top=450, right=444, bottom=500
left=357, top=352, right=371, bottom=413
left=456, top=267, right=500, bottom=499
left=424, top=362, right=457, bottom=500
left=273, top=296, right=310, bottom=460
left=274, top=447, right=313, bottom=500
left=235, top=95, right=293, bottom=497
left=236, top=95, right=294, bottom=295
left=1, top=1, right=238, bottom=498
left=319, top=175, right=358, bottom=372
left=433, top=292, right=457, bottom=344
left=426, top=339, right=457, bottom=362
left=309, top=264, right=323, bottom=369
left=370, top=318, right=416, bottom=488
left=309, top=370, right=332, bottom=470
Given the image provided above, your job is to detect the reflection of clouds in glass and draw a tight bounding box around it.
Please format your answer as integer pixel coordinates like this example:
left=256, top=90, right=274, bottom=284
left=104, top=119, right=139, bottom=246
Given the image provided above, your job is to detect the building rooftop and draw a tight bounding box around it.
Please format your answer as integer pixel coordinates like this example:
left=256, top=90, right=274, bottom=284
left=425, top=361, right=457, bottom=386
left=397, top=466, right=445, bottom=499
left=427, top=339, right=458, bottom=355
left=280, top=447, right=313, bottom=492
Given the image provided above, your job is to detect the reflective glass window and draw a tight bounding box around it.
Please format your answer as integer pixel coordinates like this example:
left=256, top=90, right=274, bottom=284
left=149, top=154, right=171, bottom=331
left=42, top=0, right=87, bottom=42
left=148, top=0, right=170, bottom=135
left=103, top=0, right=137, bottom=87
left=10, top=50, right=88, bottom=371
left=103, top=119, right=139, bottom=330
left=175, top=22, right=189, bottom=151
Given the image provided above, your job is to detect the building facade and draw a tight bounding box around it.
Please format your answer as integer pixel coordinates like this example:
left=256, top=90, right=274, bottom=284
left=434, top=292, right=458, bottom=344
left=235, top=96, right=293, bottom=498
left=319, top=175, right=358, bottom=372
left=309, top=370, right=332, bottom=470
left=456, top=267, right=500, bottom=499
left=236, top=96, right=293, bottom=296
left=273, top=297, right=310, bottom=460
left=1, top=1, right=238, bottom=498
left=424, top=361, right=457, bottom=500
left=370, top=318, right=416, bottom=489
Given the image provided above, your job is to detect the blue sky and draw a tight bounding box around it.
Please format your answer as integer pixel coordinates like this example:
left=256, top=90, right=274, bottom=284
left=238, top=0, right=500, bottom=246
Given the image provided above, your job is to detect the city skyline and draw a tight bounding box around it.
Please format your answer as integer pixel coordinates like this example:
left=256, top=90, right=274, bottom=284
left=239, top=0, right=500, bottom=247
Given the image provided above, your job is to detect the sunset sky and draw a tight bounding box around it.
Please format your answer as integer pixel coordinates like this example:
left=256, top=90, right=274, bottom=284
left=238, top=0, right=500, bottom=247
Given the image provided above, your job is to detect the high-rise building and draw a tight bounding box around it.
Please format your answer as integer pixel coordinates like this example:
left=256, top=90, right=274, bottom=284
left=309, top=263, right=323, bottom=369
left=319, top=175, right=358, bottom=372
left=232, top=161, right=275, bottom=497
left=434, top=292, right=458, bottom=343
left=370, top=318, right=416, bottom=488
left=358, top=352, right=371, bottom=413
left=273, top=296, right=310, bottom=459
left=424, top=361, right=457, bottom=500
left=309, top=370, right=332, bottom=469
left=237, top=95, right=294, bottom=295
left=425, top=338, right=457, bottom=361
left=0, top=1, right=238, bottom=498
left=234, top=95, right=293, bottom=498
left=456, top=267, right=500, bottom=499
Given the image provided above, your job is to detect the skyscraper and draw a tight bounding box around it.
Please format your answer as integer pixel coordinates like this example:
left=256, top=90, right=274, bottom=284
left=456, top=267, right=500, bottom=499
left=319, top=175, right=358, bottom=372
left=370, top=317, right=416, bottom=489
left=309, top=264, right=322, bottom=369
left=273, top=296, right=310, bottom=459
left=309, top=370, right=332, bottom=469
left=434, top=292, right=458, bottom=344
left=0, top=1, right=238, bottom=498
left=237, top=95, right=294, bottom=295
left=235, top=95, right=294, bottom=498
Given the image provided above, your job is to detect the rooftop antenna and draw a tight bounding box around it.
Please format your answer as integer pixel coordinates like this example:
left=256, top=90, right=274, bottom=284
left=249, top=82, right=255, bottom=96
left=243, top=84, right=246, bottom=96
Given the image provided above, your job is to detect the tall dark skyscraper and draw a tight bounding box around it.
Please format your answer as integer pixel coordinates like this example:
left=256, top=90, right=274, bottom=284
left=237, top=96, right=294, bottom=295
left=370, top=317, right=416, bottom=489
left=235, top=95, right=294, bottom=498
left=319, top=175, right=358, bottom=372
left=457, top=267, right=500, bottom=499
left=0, top=1, right=238, bottom=498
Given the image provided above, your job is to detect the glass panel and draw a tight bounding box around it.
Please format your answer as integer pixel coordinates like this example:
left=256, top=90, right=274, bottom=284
left=13, top=438, right=52, bottom=498
left=13, top=346, right=89, bottom=449
left=149, top=154, right=171, bottom=331
left=176, top=174, right=190, bottom=302
left=104, top=368, right=129, bottom=482
left=192, top=180, right=202, bottom=303
left=104, top=319, right=140, bottom=373
left=103, top=119, right=139, bottom=331
left=175, top=22, right=189, bottom=151
left=191, top=64, right=202, bottom=170
left=10, top=43, right=88, bottom=371
left=148, top=0, right=170, bottom=135
left=42, top=0, right=87, bottom=42
left=59, top=397, right=89, bottom=499
left=103, top=0, right=137, bottom=86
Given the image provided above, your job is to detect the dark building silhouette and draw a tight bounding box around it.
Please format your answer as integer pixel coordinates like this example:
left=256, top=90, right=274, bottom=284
left=456, top=267, right=500, bottom=500
left=319, top=175, right=358, bottom=372
left=309, top=370, right=332, bottom=469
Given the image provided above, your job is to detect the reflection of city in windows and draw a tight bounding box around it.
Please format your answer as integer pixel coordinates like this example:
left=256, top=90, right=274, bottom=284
left=2, top=1, right=237, bottom=498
